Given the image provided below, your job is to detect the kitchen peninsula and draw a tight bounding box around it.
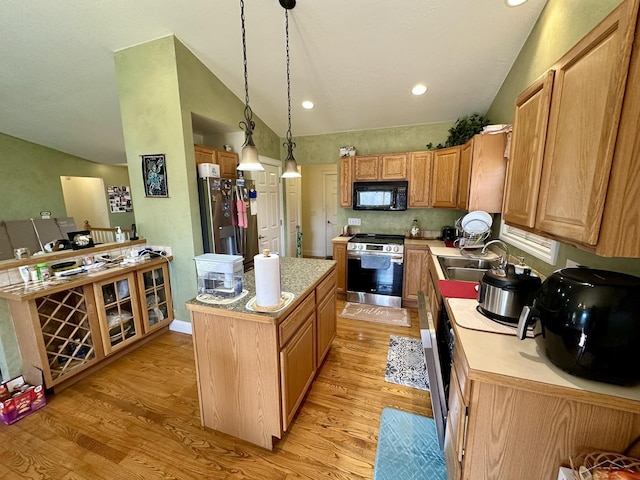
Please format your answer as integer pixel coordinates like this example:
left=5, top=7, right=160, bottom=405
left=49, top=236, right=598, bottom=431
left=0, top=240, right=174, bottom=391
left=186, top=257, right=336, bottom=450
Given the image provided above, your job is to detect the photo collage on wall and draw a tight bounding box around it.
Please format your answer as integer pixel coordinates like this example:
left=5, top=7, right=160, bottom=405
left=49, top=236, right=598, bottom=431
left=108, top=186, right=133, bottom=213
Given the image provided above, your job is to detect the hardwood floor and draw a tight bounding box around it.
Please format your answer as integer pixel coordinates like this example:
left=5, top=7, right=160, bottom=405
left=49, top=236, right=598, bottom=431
left=0, top=300, right=431, bottom=479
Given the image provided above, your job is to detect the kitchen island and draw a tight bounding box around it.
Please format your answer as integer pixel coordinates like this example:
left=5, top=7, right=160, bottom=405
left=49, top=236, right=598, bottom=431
left=185, top=257, right=336, bottom=450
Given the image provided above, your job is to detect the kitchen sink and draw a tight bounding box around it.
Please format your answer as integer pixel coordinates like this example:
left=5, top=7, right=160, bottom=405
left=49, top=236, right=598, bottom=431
left=437, top=256, right=492, bottom=283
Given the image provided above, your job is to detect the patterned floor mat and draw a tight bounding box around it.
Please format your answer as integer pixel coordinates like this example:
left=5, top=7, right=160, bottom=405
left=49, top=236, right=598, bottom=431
left=384, top=335, right=429, bottom=391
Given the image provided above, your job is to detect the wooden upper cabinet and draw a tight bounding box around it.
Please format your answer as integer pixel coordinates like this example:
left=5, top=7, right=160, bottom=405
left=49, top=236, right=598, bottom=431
left=217, top=151, right=240, bottom=179
left=194, top=144, right=216, bottom=164
left=597, top=0, right=640, bottom=257
left=194, top=144, right=239, bottom=179
left=431, top=146, right=461, bottom=208
left=535, top=2, right=638, bottom=246
left=353, top=156, right=380, bottom=180
left=380, top=153, right=408, bottom=179
left=339, top=157, right=353, bottom=207
left=457, top=142, right=472, bottom=211
left=408, top=151, right=432, bottom=208
left=458, top=133, right=508, bottom=213
left=503, top=71, right=555, bottom=228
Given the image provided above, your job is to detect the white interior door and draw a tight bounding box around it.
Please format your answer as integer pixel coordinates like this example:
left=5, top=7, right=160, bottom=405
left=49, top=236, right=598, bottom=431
left=60, top=176, right=110, bottom=228
left=285, top=176, right=301, bottom=257
left=253, top=160, right=283, bottom=255
left=324, top=173, right=338, bottom=257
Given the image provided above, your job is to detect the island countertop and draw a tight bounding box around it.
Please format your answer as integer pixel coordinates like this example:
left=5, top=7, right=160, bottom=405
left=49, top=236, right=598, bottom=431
left=185, top=256, right=336, bottom=322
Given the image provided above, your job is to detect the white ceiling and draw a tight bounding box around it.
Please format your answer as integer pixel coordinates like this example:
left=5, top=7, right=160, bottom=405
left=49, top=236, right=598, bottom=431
left=0, top=0, right=547, bottom=165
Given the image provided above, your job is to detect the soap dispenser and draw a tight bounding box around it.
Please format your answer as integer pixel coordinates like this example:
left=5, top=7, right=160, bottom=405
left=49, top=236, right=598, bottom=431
left=410, top=218, right=421, bottom=238
left=115, top=226, right=125, bottom=243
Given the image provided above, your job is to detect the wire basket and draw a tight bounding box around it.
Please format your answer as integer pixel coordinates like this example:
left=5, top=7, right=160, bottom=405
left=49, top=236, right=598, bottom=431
left=455, top=216, right=491, bottom=257
left=570, top=451, right=640, bottom=479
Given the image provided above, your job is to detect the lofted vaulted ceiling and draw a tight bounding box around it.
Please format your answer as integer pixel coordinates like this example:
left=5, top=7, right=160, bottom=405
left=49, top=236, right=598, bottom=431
left=0, top=0, right=547, bottom=165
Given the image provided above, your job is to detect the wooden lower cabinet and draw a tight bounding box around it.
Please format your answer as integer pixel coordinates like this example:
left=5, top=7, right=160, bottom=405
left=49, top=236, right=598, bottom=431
left=280, top=313, right=315, bottom=431
left=402, top=244, right=430, bottom=306
left=316, top=271, right=337, bottom=365
left=445, top=340, right=640, bottom=480
left=7, top=258, right=173, bottom=390
left=332, top=239, right=348, bottom=295
left=189, top=266, right=337, bottom=450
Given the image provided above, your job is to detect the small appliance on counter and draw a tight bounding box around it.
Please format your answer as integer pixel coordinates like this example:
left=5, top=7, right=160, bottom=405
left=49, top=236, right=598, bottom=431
left=440, top=226, right=457, bottom=242
left=195, top=254, right=244, bottom=299
left=518, top=268, right=640, bottom=385
left=477, top=263, right=541, bottom=324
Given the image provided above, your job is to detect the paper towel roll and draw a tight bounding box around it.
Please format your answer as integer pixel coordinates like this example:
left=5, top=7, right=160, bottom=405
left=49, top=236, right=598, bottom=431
left=254, top=250, right=281, bottom=307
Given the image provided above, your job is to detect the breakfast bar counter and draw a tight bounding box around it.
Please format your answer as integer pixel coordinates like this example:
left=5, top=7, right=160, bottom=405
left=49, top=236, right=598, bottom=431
left=185, top=257, right=337, bottom=450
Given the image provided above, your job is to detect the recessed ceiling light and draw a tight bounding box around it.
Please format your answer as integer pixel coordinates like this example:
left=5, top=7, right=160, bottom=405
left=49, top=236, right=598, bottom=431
left=301, top=100, right=314, bottom=109
left=412, top=84, right=427, bottom=96
left=505, top=0, right=527, bottom=6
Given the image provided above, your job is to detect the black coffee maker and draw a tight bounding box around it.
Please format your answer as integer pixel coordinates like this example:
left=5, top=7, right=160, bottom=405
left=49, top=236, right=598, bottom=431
left=441, top=226, right=457, bottom=242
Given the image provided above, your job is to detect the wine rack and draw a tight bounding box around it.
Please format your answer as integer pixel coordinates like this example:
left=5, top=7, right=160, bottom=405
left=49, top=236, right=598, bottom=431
left=35, top=287, right=96, bottom=381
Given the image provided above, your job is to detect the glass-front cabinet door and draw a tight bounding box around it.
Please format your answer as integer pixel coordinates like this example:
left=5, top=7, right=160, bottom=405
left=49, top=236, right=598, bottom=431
left=94, top=272, right=142, bottom=355
left=137, top=263, right=173, bottom=333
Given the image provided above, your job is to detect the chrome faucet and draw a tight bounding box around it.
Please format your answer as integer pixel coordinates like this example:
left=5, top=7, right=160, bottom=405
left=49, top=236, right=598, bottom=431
left=482, top=239, right=510, bottom=272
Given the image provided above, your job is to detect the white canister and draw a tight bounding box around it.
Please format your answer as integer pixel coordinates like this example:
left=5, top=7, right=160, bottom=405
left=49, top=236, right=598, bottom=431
left=254, top=249, right=281, bottom=307
left=197, top=163, right=221, bottom=179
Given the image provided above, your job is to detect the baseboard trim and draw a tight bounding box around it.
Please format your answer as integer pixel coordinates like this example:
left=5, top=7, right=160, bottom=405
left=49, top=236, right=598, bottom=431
left=169, top=319, right=192, bottom=335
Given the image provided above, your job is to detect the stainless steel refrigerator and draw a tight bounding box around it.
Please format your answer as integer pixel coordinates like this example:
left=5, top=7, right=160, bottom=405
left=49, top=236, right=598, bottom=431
left=198, top=177, right=259, bottom=270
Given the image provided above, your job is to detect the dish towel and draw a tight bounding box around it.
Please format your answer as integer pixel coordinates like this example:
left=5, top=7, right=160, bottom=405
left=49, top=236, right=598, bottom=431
left=438, top=280, right=479, bottom=299
left=361, top=254, right=391, bottom=270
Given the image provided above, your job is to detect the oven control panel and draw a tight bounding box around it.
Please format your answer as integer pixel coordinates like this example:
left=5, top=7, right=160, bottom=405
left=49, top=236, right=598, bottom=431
left=347, top=243, right=403, bottom=254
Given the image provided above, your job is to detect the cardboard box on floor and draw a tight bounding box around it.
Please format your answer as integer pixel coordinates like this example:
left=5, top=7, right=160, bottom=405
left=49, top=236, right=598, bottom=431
left=0, top=366, right=46, bottom=425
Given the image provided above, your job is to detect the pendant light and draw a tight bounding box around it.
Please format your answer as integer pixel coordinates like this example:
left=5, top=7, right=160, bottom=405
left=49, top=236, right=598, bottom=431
left=280, top=0, right=302, bottom=178
left=237, top=0, right=264, bottom=172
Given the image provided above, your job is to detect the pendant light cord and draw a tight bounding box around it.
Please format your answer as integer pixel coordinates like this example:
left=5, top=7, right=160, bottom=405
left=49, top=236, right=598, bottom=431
left=284, top=9, right=295, bottom=153
left=239, top=0, right=255, bottom=137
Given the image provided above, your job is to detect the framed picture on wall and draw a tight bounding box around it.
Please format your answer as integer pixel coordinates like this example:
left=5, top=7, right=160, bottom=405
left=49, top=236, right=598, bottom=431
left=141, top=154, right=168, bottom=198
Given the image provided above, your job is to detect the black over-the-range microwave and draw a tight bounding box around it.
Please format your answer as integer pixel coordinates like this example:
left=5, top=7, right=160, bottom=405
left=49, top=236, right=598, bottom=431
left=352, top=181, right=408, bottom=211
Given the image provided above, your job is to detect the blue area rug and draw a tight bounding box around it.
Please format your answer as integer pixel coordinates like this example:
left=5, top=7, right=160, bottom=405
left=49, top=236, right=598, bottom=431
left=384, top=335, right=429, bottom=391
left=373, top=407, right=446, bottom=480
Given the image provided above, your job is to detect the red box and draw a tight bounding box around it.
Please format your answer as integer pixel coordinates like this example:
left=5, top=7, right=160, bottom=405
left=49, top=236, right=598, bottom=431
left=0, top=370, right=46, bottom=425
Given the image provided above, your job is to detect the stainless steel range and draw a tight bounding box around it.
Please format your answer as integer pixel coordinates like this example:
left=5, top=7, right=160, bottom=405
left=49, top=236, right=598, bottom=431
left=347, top=233, right=405, bottom=308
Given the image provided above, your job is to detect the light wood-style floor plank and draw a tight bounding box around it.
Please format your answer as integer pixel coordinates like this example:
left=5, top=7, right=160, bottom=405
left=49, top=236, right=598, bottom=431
left=0, top=300, right=431, bottom=479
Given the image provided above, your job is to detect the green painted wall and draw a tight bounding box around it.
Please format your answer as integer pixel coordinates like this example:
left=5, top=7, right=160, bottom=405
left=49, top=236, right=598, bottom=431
left=0, top=132, right=133, bottom=226
left=0, top=132, right=132, bottom=381
left=485, top=0, right=640, bottom=278
left=114, top=36, right=279, bottom=322
left=292, top=122, right=462, bottom=234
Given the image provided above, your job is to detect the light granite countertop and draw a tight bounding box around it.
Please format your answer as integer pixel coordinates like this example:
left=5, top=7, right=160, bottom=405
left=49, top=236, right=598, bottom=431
left=186, top=256, right=336, bottom=320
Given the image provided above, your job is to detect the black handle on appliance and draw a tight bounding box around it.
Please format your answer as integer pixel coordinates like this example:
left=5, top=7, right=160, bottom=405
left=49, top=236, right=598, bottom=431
left=517, top=305, right=538, bottom=340
left=477, top=281, right=486, bottom=304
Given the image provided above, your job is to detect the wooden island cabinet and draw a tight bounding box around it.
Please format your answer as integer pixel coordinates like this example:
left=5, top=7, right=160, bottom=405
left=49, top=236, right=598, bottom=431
left=186, top=257, right=336, bottom=450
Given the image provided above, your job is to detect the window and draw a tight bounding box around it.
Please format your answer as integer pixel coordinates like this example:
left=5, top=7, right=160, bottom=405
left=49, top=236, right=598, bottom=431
left=499, top=219, right=559, bottom=265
